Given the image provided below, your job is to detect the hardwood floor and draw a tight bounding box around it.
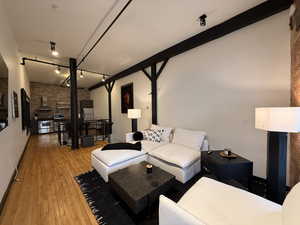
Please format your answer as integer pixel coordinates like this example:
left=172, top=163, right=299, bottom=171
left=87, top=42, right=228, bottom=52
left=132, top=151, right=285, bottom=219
left=0, top=134, right=106, bottom=225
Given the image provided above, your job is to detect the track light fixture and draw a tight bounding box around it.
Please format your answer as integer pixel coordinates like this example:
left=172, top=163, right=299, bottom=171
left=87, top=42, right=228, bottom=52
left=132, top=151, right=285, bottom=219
left=80, top=70, right=84, bottom=78
left=102, top=76, right=105, bottom=82
left=50, top=41, right=59, bottom=56
left=199, top=14, right=207, bottom=26
left=55, top=66, right=61, bottom=74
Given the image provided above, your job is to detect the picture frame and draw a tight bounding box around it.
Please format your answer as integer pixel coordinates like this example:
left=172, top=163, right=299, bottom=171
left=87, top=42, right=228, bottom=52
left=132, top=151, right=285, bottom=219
left=0, top=92, right=3, bottom=107
left=121, top=83, right=134, bottom=114
left=12, top=91, right=19, bottom=118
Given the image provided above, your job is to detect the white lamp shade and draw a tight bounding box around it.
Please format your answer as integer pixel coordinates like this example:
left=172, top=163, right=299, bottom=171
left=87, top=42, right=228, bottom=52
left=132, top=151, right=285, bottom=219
left=255, top=107, right=300, bottom=133
left=128, top=109, right=141, bottom=119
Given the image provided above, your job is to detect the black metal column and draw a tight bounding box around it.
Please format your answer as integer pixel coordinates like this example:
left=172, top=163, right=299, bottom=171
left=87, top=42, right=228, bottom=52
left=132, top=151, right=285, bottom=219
left=108, top=91, right=112, bottom=124
left=267, top=131, right=287, bottom=204
left=70, top=58, right=79, bottom=149
left=151, top=64, right=158, bottom=125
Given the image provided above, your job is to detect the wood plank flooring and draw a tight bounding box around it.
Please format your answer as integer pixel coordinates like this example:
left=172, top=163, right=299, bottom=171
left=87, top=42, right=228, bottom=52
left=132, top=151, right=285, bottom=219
left=0, top=134, right=106, bottom=225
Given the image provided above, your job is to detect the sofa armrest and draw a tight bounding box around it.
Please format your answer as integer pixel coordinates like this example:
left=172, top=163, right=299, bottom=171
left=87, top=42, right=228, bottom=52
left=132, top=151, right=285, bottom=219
left=159, top=195, right=206, bottom=225
left=126, top=132, right=134, bottom=142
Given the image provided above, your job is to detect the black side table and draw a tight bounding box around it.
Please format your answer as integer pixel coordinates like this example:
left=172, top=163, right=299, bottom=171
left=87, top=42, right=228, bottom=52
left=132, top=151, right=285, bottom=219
left=201, top=151, right=253, bottom=189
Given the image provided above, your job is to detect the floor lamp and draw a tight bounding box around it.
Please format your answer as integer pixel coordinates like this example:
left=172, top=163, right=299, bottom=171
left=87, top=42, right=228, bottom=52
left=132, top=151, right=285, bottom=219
left=128, top=109, right=141, bottom=132
left=255, top=107, right=300, bottom=204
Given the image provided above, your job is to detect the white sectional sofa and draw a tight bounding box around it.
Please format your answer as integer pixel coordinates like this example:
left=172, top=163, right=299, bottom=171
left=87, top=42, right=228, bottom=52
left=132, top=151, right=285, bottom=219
left=159, top=177, right=300, bottom=225
left=91, top=125, right=208, bottom=183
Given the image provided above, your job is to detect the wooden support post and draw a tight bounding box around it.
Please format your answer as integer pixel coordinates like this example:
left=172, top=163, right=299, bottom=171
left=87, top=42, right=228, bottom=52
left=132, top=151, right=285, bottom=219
left=151, top=64, right=158, bottom=125
left=142, top=60, right=168, bottom=125
left=105, top=81, right=115, bottom=125
left=70, top=58, right=79, bottom=149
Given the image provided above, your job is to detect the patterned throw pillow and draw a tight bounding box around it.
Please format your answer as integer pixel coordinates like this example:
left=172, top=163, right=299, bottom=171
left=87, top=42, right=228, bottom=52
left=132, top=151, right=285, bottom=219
left=142, top=129, right=161, bottom=143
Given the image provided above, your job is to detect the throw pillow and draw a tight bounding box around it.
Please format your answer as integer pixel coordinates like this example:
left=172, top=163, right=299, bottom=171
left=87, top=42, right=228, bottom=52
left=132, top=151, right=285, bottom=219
left=151, top=124, right=173, bottom=142
left=102, top=142, right=142, bottom=151
left=143, top=129, right=161, bottom=143
left=133, top=131, right=144, bottom=141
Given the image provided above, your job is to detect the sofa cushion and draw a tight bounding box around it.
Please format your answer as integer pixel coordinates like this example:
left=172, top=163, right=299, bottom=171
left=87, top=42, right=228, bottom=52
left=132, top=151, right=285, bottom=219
left=178, top=177, right=282, bottom=225
left=92, top=149, right=145, bottom=167
left=141, top=140, right=167, bottom=153
left=282, top=182, right=300, bottom=225
left=149, top=143, right=200, bottom=168
left=172, top=128, right=206, bottom=150
left=151, top=124, right=173, bottom=142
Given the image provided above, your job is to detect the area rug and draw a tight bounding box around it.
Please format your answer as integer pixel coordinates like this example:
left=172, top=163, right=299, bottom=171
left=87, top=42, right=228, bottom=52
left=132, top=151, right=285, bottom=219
left=75, top=170, right=266, bottom=225
left=75, top=170, right=202, bottom=225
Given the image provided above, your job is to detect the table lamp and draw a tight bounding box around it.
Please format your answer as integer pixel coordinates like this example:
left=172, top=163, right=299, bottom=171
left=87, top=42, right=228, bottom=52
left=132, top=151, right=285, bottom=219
left=255, top=107, right=300, bottom=204
left=128, top=109, right=141, bottom=132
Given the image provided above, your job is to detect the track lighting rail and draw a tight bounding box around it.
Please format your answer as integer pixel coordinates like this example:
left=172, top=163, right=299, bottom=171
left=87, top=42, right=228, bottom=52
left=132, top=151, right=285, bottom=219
left=20, top=57, right=111, bottom=77
left=77, top=0, right=133, bottom=67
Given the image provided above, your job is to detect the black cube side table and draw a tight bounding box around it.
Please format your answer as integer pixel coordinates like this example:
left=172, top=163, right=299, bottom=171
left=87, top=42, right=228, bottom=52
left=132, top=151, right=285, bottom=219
left=201, top=151, right=253, bottom=189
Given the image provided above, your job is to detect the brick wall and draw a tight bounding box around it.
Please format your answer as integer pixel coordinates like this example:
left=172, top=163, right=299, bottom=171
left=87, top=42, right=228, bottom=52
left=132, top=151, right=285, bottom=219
left=30, top=82, right=90, bottom=119
left=291, top=1, right=300, bottom=186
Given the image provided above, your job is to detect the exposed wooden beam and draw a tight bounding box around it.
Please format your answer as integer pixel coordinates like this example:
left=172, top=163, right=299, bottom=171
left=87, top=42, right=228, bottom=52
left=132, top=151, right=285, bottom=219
left=156, top=59, right=169, bottom=79
left=142, top=69, right=151, bottom=81
left=89, top=0, right=291, bottom=91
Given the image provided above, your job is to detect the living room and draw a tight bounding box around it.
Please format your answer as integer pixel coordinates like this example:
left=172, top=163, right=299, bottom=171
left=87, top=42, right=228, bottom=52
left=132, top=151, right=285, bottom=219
left=0, top=0, right=299, bottom=225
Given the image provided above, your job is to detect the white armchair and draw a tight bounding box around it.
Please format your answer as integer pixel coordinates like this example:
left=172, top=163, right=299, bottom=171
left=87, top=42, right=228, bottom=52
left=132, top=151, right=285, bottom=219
left=159, top=177, right=300, bottom=225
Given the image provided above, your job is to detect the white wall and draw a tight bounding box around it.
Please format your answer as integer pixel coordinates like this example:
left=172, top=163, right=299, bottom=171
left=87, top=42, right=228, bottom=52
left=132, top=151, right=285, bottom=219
left=91, top=11, right=290, bottom=178
left=0, top=0, right=30, bottom=201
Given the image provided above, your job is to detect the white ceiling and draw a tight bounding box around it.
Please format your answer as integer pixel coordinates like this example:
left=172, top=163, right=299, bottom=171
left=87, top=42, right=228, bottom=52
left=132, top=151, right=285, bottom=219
left=3, top=0, right=265, bottom=88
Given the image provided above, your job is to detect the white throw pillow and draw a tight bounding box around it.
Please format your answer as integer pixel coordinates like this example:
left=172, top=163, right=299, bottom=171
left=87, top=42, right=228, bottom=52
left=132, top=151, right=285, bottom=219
left=282, top=182, right=300, bottom=225
left=151, top=124, right=173, bottom=142
left=172, top=128, right=206, bottom=150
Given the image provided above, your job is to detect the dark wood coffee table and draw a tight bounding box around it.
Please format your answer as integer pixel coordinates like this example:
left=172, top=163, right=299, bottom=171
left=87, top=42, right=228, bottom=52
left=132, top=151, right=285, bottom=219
left=109, top=161, right=175, bottom=214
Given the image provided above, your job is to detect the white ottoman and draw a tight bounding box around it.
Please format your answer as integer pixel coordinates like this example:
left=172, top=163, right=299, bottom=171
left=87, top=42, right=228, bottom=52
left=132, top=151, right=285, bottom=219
left=91, top=148, right=147, bottom=182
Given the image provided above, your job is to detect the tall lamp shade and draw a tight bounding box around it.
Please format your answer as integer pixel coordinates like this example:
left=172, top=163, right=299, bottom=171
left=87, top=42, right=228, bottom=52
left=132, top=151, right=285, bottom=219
left=128, top=109, right=141, bottom=119
left=128, top=109, right=141, bottom=132
left=255, top=107, right=300, bottom=204
left=255, top=107, right=300, bottom=132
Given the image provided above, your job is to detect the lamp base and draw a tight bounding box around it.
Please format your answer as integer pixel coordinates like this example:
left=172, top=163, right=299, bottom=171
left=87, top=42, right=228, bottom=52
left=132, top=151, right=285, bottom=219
left=267, top=131, right=287, bottom=204
left=131, top=119, right=137, bottom=133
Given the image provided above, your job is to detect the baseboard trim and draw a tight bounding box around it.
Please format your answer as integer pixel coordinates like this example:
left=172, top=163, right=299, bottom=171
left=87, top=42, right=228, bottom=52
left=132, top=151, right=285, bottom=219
left=0, top=135, right=31, bottom=214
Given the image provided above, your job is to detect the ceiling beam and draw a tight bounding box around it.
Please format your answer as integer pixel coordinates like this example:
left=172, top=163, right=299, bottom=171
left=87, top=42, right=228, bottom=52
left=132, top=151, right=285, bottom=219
left=89, top=0, right=292, bottom=91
